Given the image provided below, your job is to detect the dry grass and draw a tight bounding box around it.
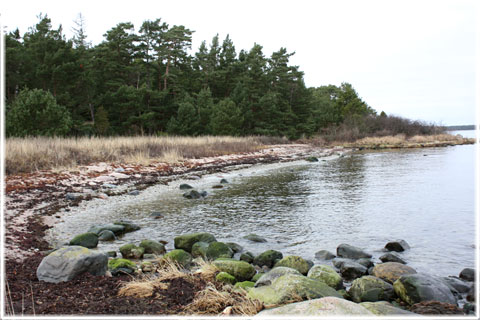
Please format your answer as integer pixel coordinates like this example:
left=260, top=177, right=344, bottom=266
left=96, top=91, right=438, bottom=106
left=5, top=135, right=274, bottom=175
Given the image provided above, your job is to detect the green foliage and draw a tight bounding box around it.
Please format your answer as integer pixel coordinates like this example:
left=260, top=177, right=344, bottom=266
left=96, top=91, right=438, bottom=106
left=94, top=106, right=110, bottom=135
left=7, top=88, right=72, bottom=137
left=210, top=98, right=243, bottom=136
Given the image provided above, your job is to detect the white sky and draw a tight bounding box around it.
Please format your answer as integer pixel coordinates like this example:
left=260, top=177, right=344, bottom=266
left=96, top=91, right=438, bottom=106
left=1, top=0, right=478, bottom=125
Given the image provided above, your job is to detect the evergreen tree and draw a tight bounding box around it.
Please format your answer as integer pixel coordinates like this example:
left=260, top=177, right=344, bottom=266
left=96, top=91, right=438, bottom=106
left=210, top=98, right=243, bottom=136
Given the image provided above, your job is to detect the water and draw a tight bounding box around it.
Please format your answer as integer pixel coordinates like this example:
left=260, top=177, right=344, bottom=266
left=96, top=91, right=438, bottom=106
left=50, top=141, right=476, bottom=278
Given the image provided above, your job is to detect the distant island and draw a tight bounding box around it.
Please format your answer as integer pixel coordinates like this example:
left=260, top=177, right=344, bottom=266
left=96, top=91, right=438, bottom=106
left=445, top=125, right=476, bottom=131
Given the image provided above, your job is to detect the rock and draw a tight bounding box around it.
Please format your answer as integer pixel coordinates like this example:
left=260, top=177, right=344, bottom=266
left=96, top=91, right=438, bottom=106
left=459, top=267, right=475, bottom=282
left=163, top=249, right=193, bottom=266
left=108, top=258, right=136, bottom=272
left=385, top=240, right=410, bottom=252
left=225, top=242, right=243, bottom=253
left=336, top=243, right=372, bottom=259
left=234, top=281, right=255, bottom=291
left=98, top=230, right=116, bottom=241
left=119, top=244, right=145, bottom=259
left=441, top=276, right=471, bottom=294
left=463, top=303, right=475, bottom=315
left=240, top=252, right=254, bottom=263
left=315, top=250, right=336, bottom=260
left=179, top=183, right=193, bottom=190
left=66, top=193, right=83, bottom=201
left=113, top=220, right=140, bottom=233
left=274, top=255, right=311, bottom=275
left=143, top=254, right=156, bottom=260
left=128, top=190, right=139, bottom=196
left=199, top=190, right=208, bottom=197
left=150, top=212, right=164, bottom=219
left=174, top=232, right=217, bottom=253
left=305, top=156, right=319, bottom=162
left=356, top=258, right=374, bottom=268
left=379, top=252, right=406, bottom=264
left=243, top=233, right=267, bottom=243
left=467, top=284, right=475, bottom=302
left=206, top=241, right=234, bottom=260
left=216, top=272, right=236, bottom=285
left=220, top=178, right=229, bottom=184
left=191, top=241, right=209, bottom=258
left=213, top=260, right=256, bottom=282
left=393, top=273, right=457, bottom=305
left=340, top=261, right=367, bottom=281
left=107, top=251, right=117, bottom=258
left=252, top=273, right=264, bottom=283
left=182, top=190, right=202, bottom=199
left=140, top=261, right=154, bottom=273
left=410, top=301, right=463, bottom=315
left=37, top=246, right=107, bottom=283
left=359, top=301, right=415, bottom=315
left=248, top=274, right=342, bottom=305
left=253, top=250, right=283, bottom=269
left=307, top=265, right=343, bottom=290
left=69, top=232, right=99, bottom=248
left=88, top=224, right=125, bottom=235
left=139, top=240, right=166, bottom=255
left=348, top=276, right=394, bottom=302
left=212, top=184, right=224, bottom=189
left=332, top=258, right=350, bottom=269
left=372, top=262, right=417, bottom=284
left=255, top=267, right=302, bottom=287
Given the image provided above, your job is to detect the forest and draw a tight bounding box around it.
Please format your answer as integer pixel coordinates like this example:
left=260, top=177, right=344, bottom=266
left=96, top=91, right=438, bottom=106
left=6, top=14, right=409, bottom=139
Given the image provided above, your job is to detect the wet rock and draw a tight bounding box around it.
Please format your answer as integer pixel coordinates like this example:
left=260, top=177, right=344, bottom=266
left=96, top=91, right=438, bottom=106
left=226, top=242, right=243, bottom=253
left=66, top=193, right=83, bottom=201
left=191, top=241, right=209, bottom=258
left=119, top=244, right=145, bottom=259
left=348, top=275, right=394, bottom=302
left=372, top=262, right=417, bottom=284
left=200, top=191, right=208, bottom=197
left=463, top=303, right=475, bottom=315
left=179, top=183, right=193, bottom=190
left=307, top=265, right=343, bottom=290
left=257, top=297, right=373, bottom=316
left=240, top=251, right=255, bottom=263
left=274, top=255, right=311, bottom=275
left=149, top=212, right=164, bottom=219
left=385, top=240, right=410, bottom=252
left=337, top=243, right=372, bottom=259
left=113, top=220, right=140, bottom=233
left=212, top=184, right=224, bottom=189
left=163, top=249, right=193, bottom=266
left=111, top=267, right=134, bottom=276
left=379, top=252, right=406, bottom=264
left=315, top=250, right=336, bottom=260
left=174, top=232, right=217, bottom=253
left=213, top=260, right=256, bottom=282
left=88, top=224, right=125, bottom=236
left=340, top=261, right=368, bottom=281
left=410, top=301, right=463, bottom=315
left=37, top=246, right=108, bottom=283
left=356, top=258, right=374, bottom=269
left=139, top=239, right=166, bottom=255
left=393, top=273, right=457, bottom=305
left=359, top=301, right=415, bottom=315
left=216, top=272, right=236, bottom=285
left=441, top=276, right=471, bottom=294
left=459, top=267, right=475, bottom=282
left=206, top=241, right=234, bottom=260
left=332, top=258, right=350, bottom=269
left=69, top=232, right=99, bottom=248
left=98, top=230, right=116, bottom=241
left=107, top=251, right=117, bottom=258
left=243, top=233, right=267, bottom=243
left=220, top=178, right=229, bottom=184
left=182, top=190, right=202, bottom=199
left=253, top=250, right=283, bottom=269
left=255, top=267, right=302, bottom=287
left=467, top=284, right=475, bottom=302
left=128, top=190, right=139, bottom=196
left=305, top=156, right=319, bottom=162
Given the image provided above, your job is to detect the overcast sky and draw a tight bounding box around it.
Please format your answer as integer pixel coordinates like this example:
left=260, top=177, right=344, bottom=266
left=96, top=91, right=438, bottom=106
left=2, top=0, right=478, bottom=125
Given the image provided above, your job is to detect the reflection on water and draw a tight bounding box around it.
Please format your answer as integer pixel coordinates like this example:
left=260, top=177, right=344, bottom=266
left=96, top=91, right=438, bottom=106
left=51, top=144, right=476, bottom=277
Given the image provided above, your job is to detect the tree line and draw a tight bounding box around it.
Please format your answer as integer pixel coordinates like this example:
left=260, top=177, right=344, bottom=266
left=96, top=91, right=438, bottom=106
left=5, top=14, right=376, bottom=138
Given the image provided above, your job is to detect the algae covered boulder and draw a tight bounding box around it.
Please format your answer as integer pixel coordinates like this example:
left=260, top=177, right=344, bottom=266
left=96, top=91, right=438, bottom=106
left=113, top=220, right=140, bottom=233
left=191, top=241, right=209, bottom=258
left=257, top=297, right=373, bottom=316
left=274, top=255, right=311, bottom=275
left=174, top=232, right=217, bottom=253
left=216, top=272, right=236, bottom=285
left=139, top=240, right=166, bottom=255
left=98, top=230, right=116, bottom=241
left=255, top=267, right=302, bottom=287
left=340, top=261, right=367, bottom=281
left=234, top=281, right=255, bottom=291
left=360, top=301, right=415, bottom=315
left=307, top=265, right=343, bottom=290
left=336, top=243, right=372, bottom=259
left=372, top=262, right=416, bottom=284
left=69, top=232, right=99, bottom=248
left=206, top=241, right=234, bottom=260
left=240, top=252, right=255, bottom=263
left=253, top=250, right=283, bottom=268
left=248, top=274, right=342, bottom=305
left=119, top=243, right=145, bottom=259
left=348, top=275, right=394, bottom=303
left=163, top=249, right=193, bottom=266
left=393, top=273, right=457, bottom=305
left=213, top=259, right=256, bottom=282
left=108, top=258, right=137, bottom=273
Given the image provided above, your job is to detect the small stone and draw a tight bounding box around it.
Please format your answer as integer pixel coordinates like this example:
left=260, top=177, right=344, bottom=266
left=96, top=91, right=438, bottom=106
left=243, top=233, right=267, bottom=243
left=179, top=183, right=193, bottom=190
left=128, top=190, right=140, bottom=196
left=220, top=178, right=229, bottom=184
left=380, top=252, right=406, bottom=264
left=216, top=272, right=236, bottom=285
left=150, top=212, right=164, bottom=219
left=385, top=240, right=410, bottom=252
left=98, top=230, right=116, bottom=241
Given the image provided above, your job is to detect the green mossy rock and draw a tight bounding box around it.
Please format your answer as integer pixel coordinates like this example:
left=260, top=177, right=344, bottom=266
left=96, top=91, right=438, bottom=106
left=255, top=267, right=302, bottom=287
left=119, top=244, right=145, bottom=259
left=252, top=273, right=264, bottom=283
left=213, top=260, right=256, bottom=282
left=307, top=265, right=343, bottom=290
left=108, top=258, right=137, bottom=272
left=253, top=250, right=283, bottom=268
left=348, top=275, right=394, bottom=303
left=274, top=255, right=311, bottom=275
left=174, top=233, right=217, bottom=253
left=360, top=301, right=415, bottom=315
left=69, top=232, right=99, bottom=248
left=247, top=274, right=342, bottom=305
left=98, top=230, right=116, bottom=241
left=139, top=240, right=166, bottom=255
left=240, top=252, right=254, bottom=263
left=226, top=242, right=243, bottom=253
left=243, top=233, right=267, bottom=243
left=191, top=241, right=209, bottom=258
left=206, top=241, right=234, bottom=260
left=234, top=281, right=255, bottom=291
left=393, top=273, right=457, bottom=305
left=163, top=249, right=192, bottom=266
left=216, top=272, right=236, bottom=285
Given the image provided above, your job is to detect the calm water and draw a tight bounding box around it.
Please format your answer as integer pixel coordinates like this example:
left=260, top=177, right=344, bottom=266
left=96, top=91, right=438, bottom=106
left=50, top=133, right=476, bottom=278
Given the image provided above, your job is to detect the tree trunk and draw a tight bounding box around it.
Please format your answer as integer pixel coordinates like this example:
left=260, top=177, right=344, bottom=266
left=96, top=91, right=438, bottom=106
left=89, top=103, right=95, bottom=123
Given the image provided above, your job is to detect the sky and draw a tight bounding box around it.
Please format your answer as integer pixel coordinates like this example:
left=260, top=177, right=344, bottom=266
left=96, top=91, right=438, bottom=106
left=1, top=0, right=478, bottom=125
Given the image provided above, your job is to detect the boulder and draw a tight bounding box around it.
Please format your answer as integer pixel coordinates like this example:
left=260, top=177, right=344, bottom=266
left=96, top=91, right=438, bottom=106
left=113, top=220, right=140, bottom=233
left=174, top=232, right=217, bottom=253
left=163, top=249, right=193, bottom=266
left=442, top=276, right=471, bottom=294
left=255, top=267, right=302, bottom=287
left=141, top=261, right=155, bottom=273
left=220, top=178, right=229, bottom=184
left=307, top=265, right=343, bottom=290
left=274, top=255, right=311, bottom=275
left=243, top=233, right=267, bottom=243
left=459, top=268, right=475, bottom=282
left=336, top=243, right=372, bottom=259
left=98, top=230, right=116, bottom=241
left=213, top=260, right=256, bottom=282
left=183, top=190, right=203, bottom=199
left=393, top=273, right=457, bottom=305
left=467, top=284, right=475, bottom=302
left=247, top=274, right=342, bottom=305
left=216, top=272, right=236, bottom=285
left=119, top=244, right=145, bottom=259
left=256, top=296, right=373, bottom=316
left=226, top=242, right=243, bottom=253
left=108, top=258, right=137, bottom=274
left=240, top=251, right=254, bottom=263
left=385, top=240, right=410, bottom=252
left=379, top=252, right=406, bottom=264
left=234, top=281, right=255, bottom=291
left=359, top=301, right=415, bottom=315
left=315, top=250, right=336, bottom=260
left=340, top=261, right=367, bottom=281
left=372, top=262, right=417, bottom=284
left=88, top=224, right=125, bottom=235
left=179, top=183, right=193, bottom=190
left=191, top=241, right=209, bottom=258
left=252, top=273, right=264, bottom=283
left=332, top=258, right=350, bottom=269
left=410, top=301, right=463, bottom=315
left=206, top=241, right=234, bottom=260
left=348, top=276, right=394, bottom=302
left=356, top=258, right=374, bottom=268
left=139, top=240, right=166, bottom=255
left=69, top=232, right=98, bottom=248
left=37, top=246, right=107, bottom=283
left=253, top=250, right=283, bottom=268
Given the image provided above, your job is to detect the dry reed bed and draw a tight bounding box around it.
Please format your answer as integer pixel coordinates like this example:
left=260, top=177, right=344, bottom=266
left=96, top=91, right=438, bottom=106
left=5, top=136, right=284, bottom=175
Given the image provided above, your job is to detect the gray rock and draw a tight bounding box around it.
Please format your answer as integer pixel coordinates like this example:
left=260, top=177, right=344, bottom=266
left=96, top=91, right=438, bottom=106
left=385, top=240, right=410, bottom=252
left=356, top=258, right=374, bottom=268
left=191, top=241, right=209, bottom=258
left=459, top=268, right=475, bottom=282
left=340, top=261, right=367, bottom=281
left=88, top=224, right=125, bottom=235
left=69, top=232, right=99, bottom=248
left=226, top=242, right=243, bottom=253
left=255, top=266, right=302, bottom=287
left=113, top=220, right=140, bottom=233
left=348, top=275, right=394, bottom=302
left=307, top=265, right=343, bottom=290
left=442, top=276, right=471, bottom=294
left=66, top=193, right=83, bottom=201
left=183, top=190, right=202, bottom=199
left=174, top=232, right=217, bottom=253
left=393, top=273, right=457, bottom=305
left=337, top=243, right=372, bottom=259
left=128, top=190, right=139, bottom=196
left=315, top=250, right=336, bottom=260
left=106, top=251, right=117, bottom=258
left=359, top=301, right=415, bottom=315
left=139, top=239, right=166, bottom=255
left=37, top=246, right=107, bottom=283
left=220, top=178, right=229, bottom=184
left=179, top=183, right=193, bottom=190
left=332, top=257, right=351, bottom=269
left=119, top=244, right=145, bottom=259
left=98, top=230, right=116, bottom=241
left=380, top=252, right=406, bottom=264
left=240, top=251, right=254, bottom=263
left=150, top=212, right=164, bottom=219
left=243, top=233, right=267, bottom=243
